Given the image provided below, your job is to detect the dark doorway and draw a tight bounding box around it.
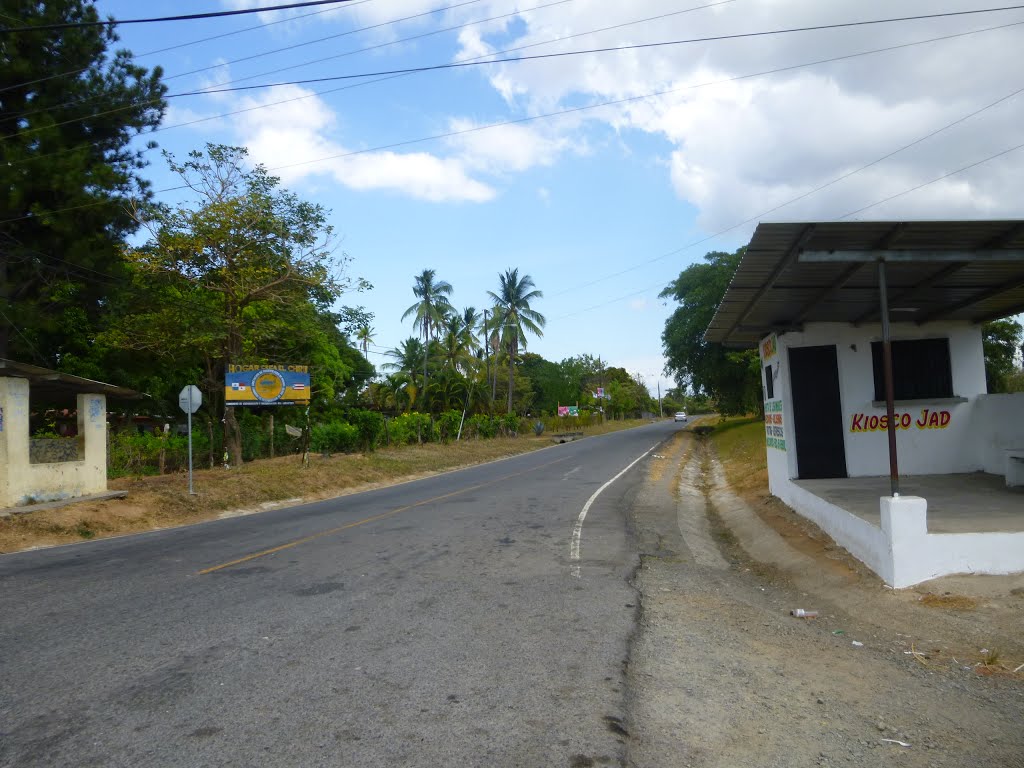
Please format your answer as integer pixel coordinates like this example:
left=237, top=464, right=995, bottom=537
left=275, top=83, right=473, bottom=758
left=789, top=345, right=847, bottom=479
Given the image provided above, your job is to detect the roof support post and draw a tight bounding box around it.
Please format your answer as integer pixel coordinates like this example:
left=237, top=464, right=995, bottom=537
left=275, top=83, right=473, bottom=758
left=877, top=259, right=899, bottom=497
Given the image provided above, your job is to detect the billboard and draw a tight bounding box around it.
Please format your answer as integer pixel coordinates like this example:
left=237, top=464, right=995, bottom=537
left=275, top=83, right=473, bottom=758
left=225, top=364, right=310, bottom=407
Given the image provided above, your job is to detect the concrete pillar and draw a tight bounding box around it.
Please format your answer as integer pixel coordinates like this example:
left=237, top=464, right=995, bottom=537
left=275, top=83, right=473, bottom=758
left=0, top=377, right=31, bottom=508
left=880, top=495, right=929, bottom=588
left=77, top=392, right=108, bottom=496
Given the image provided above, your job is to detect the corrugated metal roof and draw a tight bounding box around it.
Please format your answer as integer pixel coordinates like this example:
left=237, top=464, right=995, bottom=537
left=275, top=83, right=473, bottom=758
left=705, top=220, right=1024, bottom=347
left=0, top=359, right=139, bottom=399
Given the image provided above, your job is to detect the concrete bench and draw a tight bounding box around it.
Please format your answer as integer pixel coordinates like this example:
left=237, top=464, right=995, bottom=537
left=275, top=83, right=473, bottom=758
left=1007, top=450, right=1024, bottom=488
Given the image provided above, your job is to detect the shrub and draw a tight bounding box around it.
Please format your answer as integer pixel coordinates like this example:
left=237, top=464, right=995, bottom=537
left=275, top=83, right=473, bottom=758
left=436, top=410, right=463, bottom=442
left=348, top=409, right=385, bottom=451
left=108, top=430, right=197, bottom=478
left=387, top=412, right=437, bottom=445
left=311, top=421, right=359, bottom=454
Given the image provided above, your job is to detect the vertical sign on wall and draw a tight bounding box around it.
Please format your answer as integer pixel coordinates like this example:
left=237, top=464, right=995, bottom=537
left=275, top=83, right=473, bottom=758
left=760, top=333, right=786, bottom=451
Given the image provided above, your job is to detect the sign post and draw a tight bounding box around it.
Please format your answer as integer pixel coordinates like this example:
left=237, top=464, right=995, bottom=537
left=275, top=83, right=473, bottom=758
left=178, top=385, right=202, bottom=495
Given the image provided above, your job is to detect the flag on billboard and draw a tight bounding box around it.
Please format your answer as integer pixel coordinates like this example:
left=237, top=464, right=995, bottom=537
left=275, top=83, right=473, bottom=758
left=567, top=406, right=579, bottom=416
left=558, top=406, right=569, bottom=417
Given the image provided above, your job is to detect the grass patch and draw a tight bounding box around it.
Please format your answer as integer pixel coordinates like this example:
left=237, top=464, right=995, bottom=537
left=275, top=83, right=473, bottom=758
left=708, top=416, right=768, bottom=497
left=919, top=593, right=978, bottom=611
left=0, top=419, right=652, bottom=553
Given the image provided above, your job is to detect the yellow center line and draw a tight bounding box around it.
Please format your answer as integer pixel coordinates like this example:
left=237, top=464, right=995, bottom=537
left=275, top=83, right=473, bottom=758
left=198, top=454, right=572, bottom=574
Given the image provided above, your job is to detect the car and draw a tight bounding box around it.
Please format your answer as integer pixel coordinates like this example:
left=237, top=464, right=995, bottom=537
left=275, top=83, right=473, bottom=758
left=674, top=411, right=687, bottom=422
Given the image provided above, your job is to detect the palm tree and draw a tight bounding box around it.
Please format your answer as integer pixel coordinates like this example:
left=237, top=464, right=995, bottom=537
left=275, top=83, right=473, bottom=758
left=461, top=306, right=481, bottom=354
left=488, top=268, right=546, bottom=414
left=355, top=324, right=375, bottom=360
left=402, top=269, right=454, bottom=407
left=385, top=339, right=430, bottom=411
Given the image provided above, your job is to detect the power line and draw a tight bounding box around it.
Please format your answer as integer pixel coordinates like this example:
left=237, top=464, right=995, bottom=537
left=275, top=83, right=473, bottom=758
left=0, top=0, right=377, bottom=95
left=0, top=0, right=360, bottom=33
left=3, top=0, right=531, bottom=123
left=553, top=140, right=1024, bottom=321
left=178, top=4, right=1024, bottom=97
left=7, top=4, right=1022, bottom=141
left=2, top=19, right=1019, bottom=224
left=549, top=81, right=1024, bottom=298
left=5, top=0, right=714, bottom=165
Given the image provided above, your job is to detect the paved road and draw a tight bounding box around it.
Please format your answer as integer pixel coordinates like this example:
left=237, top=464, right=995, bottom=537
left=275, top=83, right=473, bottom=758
left=0, top=421, right=680, bottom=767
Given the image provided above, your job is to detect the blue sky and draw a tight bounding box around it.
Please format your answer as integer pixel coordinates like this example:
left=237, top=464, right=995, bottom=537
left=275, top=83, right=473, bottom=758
left=95, top=0, right=1024, bottom=392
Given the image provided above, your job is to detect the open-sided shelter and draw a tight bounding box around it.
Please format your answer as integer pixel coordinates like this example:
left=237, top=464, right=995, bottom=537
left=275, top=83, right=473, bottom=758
left=706, top=220, right=1024, bottom=587
left=0, top=359, right=136, bottom=509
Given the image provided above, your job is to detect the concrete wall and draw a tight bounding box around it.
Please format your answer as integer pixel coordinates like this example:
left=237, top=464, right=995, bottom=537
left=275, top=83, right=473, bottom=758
left=0, top=377, right=108, bottom=508
left=760, top=322, right=989, bottom=484
left=972, top=393, right=1024, bottom=475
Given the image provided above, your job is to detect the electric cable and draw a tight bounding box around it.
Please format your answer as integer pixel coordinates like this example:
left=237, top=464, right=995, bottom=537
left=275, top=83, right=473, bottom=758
left=0, top=0, right=361, bottom=33
left=6, top=4, right=1022, bottom=141
left=552, top=140, right=1024, bottom=321
left=0, top=0, right=378, bottom=95
left=2, top=20, right=1019, bottom=225
left=549, top=81, right=1024, bottom=298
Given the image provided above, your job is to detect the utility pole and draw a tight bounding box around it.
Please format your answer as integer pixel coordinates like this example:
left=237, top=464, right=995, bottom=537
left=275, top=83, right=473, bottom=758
left=657, top=380, right=662, bottom=418
left=483, top=308, right=491, bottom=407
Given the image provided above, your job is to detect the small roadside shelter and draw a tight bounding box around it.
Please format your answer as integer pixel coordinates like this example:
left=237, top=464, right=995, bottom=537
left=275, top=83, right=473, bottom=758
left=706, top=220, right=1024, bottom=588
left=0, top=359, right=137, bottom=509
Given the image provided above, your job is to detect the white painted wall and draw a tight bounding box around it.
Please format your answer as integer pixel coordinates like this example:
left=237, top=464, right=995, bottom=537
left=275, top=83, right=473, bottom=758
left=760, top=322, right=989, bottom=483
left=972, top=393, right=1024, bottom=475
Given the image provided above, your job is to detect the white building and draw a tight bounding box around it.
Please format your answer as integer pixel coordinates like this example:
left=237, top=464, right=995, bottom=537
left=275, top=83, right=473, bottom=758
left=706, top=221, right=1024, bottom=588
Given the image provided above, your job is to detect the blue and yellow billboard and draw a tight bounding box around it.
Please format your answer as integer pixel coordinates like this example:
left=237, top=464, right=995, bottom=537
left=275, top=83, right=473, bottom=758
left=225, top=364, right=310, bottom=407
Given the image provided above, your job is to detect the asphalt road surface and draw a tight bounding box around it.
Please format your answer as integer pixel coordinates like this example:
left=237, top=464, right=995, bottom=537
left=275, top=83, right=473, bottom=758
left=0, top=421, right=681, bottom=767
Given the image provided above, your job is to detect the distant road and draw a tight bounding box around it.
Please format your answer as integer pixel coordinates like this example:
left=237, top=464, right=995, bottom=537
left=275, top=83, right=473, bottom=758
left=0, top=420, right=682, bottom=767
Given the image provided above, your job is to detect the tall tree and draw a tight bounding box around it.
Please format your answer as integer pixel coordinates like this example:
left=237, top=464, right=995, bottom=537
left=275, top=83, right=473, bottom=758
left=355, top=324, right=375, bottom=360
left=982, top=318, right=1023, bottom=393
left=0, top=0, right=166, bottom=364
left=401, top=269, right=453, bottom=407
left=107, top=145, right=350, bottom=465
left=660, top=248, right=761, bottom=415
left=488, top=268, right=546, bottom=414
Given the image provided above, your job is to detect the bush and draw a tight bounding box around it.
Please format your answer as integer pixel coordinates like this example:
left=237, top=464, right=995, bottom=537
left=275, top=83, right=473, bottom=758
left=311, top=421, right=359, bottom=454
left=436, top=410, right=463, bottom=442
left=465, top=414, right=500, bottom=439
left=109, top=430, right=198, bottom=478
left=348, top=409, right=385, bottom=451
left=387, top=412, right=437, bottom=445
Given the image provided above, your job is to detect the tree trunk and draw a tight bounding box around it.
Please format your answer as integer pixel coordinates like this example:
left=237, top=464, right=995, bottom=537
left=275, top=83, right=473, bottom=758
left=507, top=340, right=515, bottom=414
left=223, top=404, right=243, bottom=467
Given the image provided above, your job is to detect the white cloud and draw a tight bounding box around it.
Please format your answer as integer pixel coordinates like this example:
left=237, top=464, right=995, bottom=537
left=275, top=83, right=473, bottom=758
left=457, top=0, right=1024, bottom=227
left=222, top=85, right=496, bottom=202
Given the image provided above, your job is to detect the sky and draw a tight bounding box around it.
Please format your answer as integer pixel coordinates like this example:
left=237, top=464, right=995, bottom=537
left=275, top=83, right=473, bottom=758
left=93, top=0, right=1024, bottom=393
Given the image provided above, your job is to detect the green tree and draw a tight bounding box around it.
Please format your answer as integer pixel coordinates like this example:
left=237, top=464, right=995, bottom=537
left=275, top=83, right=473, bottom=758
left=107, top=145, right=352, bottom=465
left=660, top=248, right=761, bottom=415
left=982, top=318, right=1023, bottom=393
left=0, top=0, right=166, bottom=365
left=488, top=269, right=546, bottom=414
left=402, top=269, right=453, bottom=408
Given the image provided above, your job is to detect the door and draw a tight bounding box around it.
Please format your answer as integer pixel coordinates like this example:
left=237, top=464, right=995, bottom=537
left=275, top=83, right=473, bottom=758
left=788, top=345, right=847, bottom=479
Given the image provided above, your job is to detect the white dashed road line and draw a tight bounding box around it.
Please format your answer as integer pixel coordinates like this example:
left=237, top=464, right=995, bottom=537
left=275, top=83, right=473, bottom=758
left=569, top=446, right=656, bottom=577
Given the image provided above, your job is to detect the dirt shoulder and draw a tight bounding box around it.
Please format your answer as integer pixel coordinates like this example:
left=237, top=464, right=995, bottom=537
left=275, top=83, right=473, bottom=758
left=625, top=429, right=1024, bottom=768
left=0, top=419, right=650, bottom=554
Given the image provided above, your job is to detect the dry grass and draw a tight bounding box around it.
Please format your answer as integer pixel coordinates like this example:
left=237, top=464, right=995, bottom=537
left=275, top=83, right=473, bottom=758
left=0, top=419, right=652, bottom=554
left=918, top=593, right=979, bottom=611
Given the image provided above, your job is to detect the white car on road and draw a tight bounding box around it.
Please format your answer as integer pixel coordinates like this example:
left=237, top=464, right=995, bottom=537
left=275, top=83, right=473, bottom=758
left=674, top=412, right=687, bottom=422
